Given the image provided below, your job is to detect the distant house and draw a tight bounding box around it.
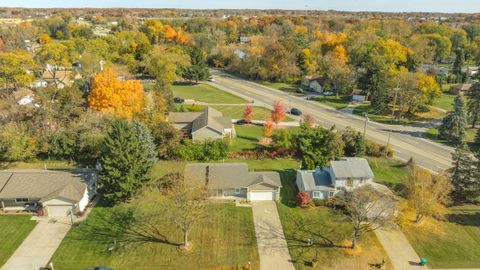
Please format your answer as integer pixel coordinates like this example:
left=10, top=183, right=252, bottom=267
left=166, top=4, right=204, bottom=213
left=351, top=89, right=367, bottom=103
left=0, top=170, right=97, bottom=217
left=449, top=84, right=472, bottom=95
left=40, top=69, right=81, bottom=89
left=184, top=163, right=282, bottom=201
left=296, top=158, right=374, bottom=199
left=168, top=107, right=235, bottom=141
left=12, top=88, right=34, bottom=106
left=239, top=36, right=250, bottom=44
left=301, top=76, right=326, bottom=93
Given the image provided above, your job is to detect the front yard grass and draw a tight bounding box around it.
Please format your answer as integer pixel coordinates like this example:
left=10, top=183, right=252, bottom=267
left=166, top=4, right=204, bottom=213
left=257, top=81, right=300, bottom=95
left=312, top=96, right=350, bottom=109
left=353, top=103, right=446, bottom=125
left=51, top=203, right=259, bottom=270
left=0, top=215, right=37, bottom=266
left=403, top=206, right=480, bottom=268
left=432, top=93, right=456, bottom=112
left=171, top=83, right=247, bottom=104
left=425, top=127, right=478, bottom=149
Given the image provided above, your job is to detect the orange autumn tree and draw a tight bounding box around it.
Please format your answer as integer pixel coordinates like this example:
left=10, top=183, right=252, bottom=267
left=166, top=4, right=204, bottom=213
left=88, top=69, right=145, bottom=119
left=271, top=100, right=286, bottom=124
left=243, top=104, right=254, bottom=124
left=263, top=118, right=275, bottom=138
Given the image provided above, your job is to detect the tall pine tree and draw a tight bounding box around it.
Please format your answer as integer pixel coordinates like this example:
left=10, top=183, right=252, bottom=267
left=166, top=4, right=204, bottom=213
left=450, top=142, right=479, bottom=204
left=452, top=48, right=465, bottom=83
left=183, top=47, right=209, bottom=83
left=439, top=94, right=467, bottom=145
left=467, top=83, right=480, bottom=128
left=99, top=119, right=154, bottom=204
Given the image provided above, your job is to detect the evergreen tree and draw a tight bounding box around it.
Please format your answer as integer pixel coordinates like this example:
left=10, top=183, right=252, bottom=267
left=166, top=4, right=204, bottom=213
left=467, top=83, right=480, bottom=128
left=452, top=48, right=465, bottom=83
left=132, top=120, right=157, bottom=163
left=450, top=143, right=479, bottom=204
left=475, top=127, right=480, bottom=145
left=183, top=47, right=209, bottom=83
left=99, top=119, right=154, bottom=204
left=439, top=95, right=467, bottom=144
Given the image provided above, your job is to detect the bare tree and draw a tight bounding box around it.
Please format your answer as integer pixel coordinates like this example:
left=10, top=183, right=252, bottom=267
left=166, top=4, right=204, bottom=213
left=160, top=182, right=208, bottom=251
left=335, top=185, right=397, bottom=249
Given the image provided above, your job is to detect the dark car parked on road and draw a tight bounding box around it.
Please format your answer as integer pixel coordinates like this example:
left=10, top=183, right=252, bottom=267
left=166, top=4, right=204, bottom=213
left=290, top=108, right=302, bottom=116
left=173, top=97, right=184, bottom=104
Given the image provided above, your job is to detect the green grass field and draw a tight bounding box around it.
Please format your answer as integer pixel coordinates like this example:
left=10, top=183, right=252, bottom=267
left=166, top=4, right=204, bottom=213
left=404, top=206, right=480, bottom=268
left=353, top=104, right=446, bottom=125
left=171, top=83, right=247, bottom=104
left=230, top=124, right=264, bottom=152
left=212, top=105, right=290, bottom=121
left=366, top=157, right=409, bottom=185
left=51, top=203, right=259, bottom=270
left=0, top=215, right=37, bottom=266
left=425, top=127, right=478, bottom=148
left=312, top=96, right=350, bottom=109
left=257, top=81, right=300, bottom=95
left=432, top=94, right=456, bottom=112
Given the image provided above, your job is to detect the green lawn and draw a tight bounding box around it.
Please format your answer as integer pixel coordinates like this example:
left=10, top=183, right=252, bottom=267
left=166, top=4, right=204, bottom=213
left=257, top=81, right=300, bottom=95
left=404, top=206, right=480, bottom=268
left=212, top=105, right=294, bottom=121
left=312, top=96, right=350, bottom=109
left=366, top=157, right=409, bottom=185
left=51, top=203, right=259, bottom=270
left=353, top=104, right=445, bottom=125
left=230, top=124, right=264, bottom=152
left=425, top=127, right=478, bottom=148
left=171, top=83, right=247, bottom=104
left=0, top=215, right=37, bottom=266
left=432, top=94, right=456, bottom=112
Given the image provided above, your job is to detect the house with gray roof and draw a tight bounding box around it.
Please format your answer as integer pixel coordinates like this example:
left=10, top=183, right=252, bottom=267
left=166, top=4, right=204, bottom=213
left=184, top=163, right=281, bottom=201
left=0, top=170, right=97, bottom=217
left=296, top=158, right=374, bottom=200
left=168, top=107, right=235, bottom=141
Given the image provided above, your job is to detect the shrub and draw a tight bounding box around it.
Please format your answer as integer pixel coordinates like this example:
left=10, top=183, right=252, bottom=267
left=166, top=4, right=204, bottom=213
left=312, top=198, right=325, bottom=207
left=296, top=192, right=312, bottom=208
left=176, top=139, right=228, bottom=161
left=365, top=140, right=393, bottom=157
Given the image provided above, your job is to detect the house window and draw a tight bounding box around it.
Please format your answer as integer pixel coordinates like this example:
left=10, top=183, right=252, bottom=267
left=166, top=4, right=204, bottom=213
left=312, top=191, right=321, bottom=198
left=15, top=198, right=29, bottom=203
left=346, top=178, right=353, bottom=187
left=234, top=188, right=241, bottom=195
left=328, top=191, right=335, bottom=197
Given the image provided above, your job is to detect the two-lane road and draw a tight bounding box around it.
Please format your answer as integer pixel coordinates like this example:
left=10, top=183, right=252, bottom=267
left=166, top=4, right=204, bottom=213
left=208, top=70, right=454, bottom=172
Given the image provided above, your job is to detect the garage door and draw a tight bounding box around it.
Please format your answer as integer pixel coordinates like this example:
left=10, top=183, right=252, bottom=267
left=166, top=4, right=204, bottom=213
left=249, top=191, right=274, bottom=201
left=46, top=205, right=73, bottom=217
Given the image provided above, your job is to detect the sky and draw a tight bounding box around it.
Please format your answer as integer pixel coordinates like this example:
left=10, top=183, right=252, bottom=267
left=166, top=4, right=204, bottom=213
left=0, top=0, right=479, bottom=13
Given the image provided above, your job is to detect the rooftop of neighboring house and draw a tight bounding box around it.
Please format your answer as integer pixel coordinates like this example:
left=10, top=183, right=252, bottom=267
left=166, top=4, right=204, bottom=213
left=169, top=107, right=232, bottom=133
left=0, top=170, right=95, bottom=203
left=184, top=163, right=281, bottom=190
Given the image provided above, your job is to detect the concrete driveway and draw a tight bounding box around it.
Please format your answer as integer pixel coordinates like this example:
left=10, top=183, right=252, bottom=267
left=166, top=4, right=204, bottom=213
left=1, top=217, right=71, bottom=270
left=251, top=201, right=295, bottom=270
left=374, top=228, right=425, bottom=270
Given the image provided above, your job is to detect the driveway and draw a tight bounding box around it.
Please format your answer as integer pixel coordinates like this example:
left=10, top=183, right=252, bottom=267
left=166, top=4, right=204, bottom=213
left=374, top=228, right=425, bottom=270
left=251, top=201, right=295, bottom=270
left=1, top=217, right=71, bottom=270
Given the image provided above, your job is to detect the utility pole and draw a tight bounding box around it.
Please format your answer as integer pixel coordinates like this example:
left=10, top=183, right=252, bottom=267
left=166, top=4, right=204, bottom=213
left=391, top=87, right=399, bottom=121
left=386, top=129, right=392, bottom=157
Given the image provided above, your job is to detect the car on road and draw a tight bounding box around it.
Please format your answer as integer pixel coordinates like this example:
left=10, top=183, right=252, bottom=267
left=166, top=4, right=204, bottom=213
left=323, top=91, right=334, bottom=96
left=207, top=77, right=216, bottom=82
left=290, top=108, right=302, bottom=116
left=173, top=97, right=184, bottom=103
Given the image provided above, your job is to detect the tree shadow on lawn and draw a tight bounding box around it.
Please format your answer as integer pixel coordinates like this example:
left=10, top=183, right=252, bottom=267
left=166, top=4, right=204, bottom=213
left=278, top=169, right=298, bottom=207
left=71, top=206, right=180, bottom=249
left=446, top=211, right=480, bottom=227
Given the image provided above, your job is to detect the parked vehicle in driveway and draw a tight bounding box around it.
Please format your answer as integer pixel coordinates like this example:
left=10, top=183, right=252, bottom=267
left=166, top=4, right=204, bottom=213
left=290, top=108, right=302, bottom=116
left=207, top=77, right=216, bottom=82
left=173, top=97, right=185, bottom=103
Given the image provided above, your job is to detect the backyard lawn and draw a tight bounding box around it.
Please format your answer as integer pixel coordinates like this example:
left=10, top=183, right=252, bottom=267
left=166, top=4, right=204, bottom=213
left=50, top=203, right=259, bottom=270
left=171, top=83, right=247, bottom=104
left=0, top=215, right=37, bottom=267
left=366, top=157, right=409, bottom=185
left=403, top=206, right=480, bottom=268
left=212, top=105, right=292, bottom=121
left=230, top=124, right=264, bottom=152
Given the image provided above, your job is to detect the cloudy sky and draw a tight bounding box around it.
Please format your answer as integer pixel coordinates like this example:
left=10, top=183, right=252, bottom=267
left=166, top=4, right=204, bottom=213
left=1, top=0, right=479, bottom=13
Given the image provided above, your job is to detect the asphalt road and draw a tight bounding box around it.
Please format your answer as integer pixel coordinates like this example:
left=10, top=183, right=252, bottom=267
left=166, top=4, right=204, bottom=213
left=208, top=70, right=454, bottom=172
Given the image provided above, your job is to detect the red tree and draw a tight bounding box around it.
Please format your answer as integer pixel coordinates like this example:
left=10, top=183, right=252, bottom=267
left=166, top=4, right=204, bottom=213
left=263, top=118, right=274, bottom=138
left=296, top=192, right=312, bottom=208
left=243, top=104, right=253, bottom=124
left=271, top=100, right=286, bottom=124
left=302, top=114, right=315, bottom=128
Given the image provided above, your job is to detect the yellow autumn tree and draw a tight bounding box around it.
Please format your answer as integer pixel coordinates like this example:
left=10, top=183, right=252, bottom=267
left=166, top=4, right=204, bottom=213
left=415, top=72, right=441, bottom=104
left=88, top=69, right=145, bottom=119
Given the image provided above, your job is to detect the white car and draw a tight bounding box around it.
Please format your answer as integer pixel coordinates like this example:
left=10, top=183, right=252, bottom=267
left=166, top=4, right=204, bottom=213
left=207, top=77, right=216, bottom=82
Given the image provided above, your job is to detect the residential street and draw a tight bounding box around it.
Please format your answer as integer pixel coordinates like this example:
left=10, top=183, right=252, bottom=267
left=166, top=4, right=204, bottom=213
left=251, top=201, right=295, bottom=270
left=1, top=218, right=71, bottom=270
left=208, top=70, right=454, bottom=172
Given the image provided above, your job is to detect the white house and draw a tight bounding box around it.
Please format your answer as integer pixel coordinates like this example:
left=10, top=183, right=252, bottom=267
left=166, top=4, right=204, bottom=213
left=296, top=158, right=374, bottom=200
left=301, top=76, right=326, bottom=93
